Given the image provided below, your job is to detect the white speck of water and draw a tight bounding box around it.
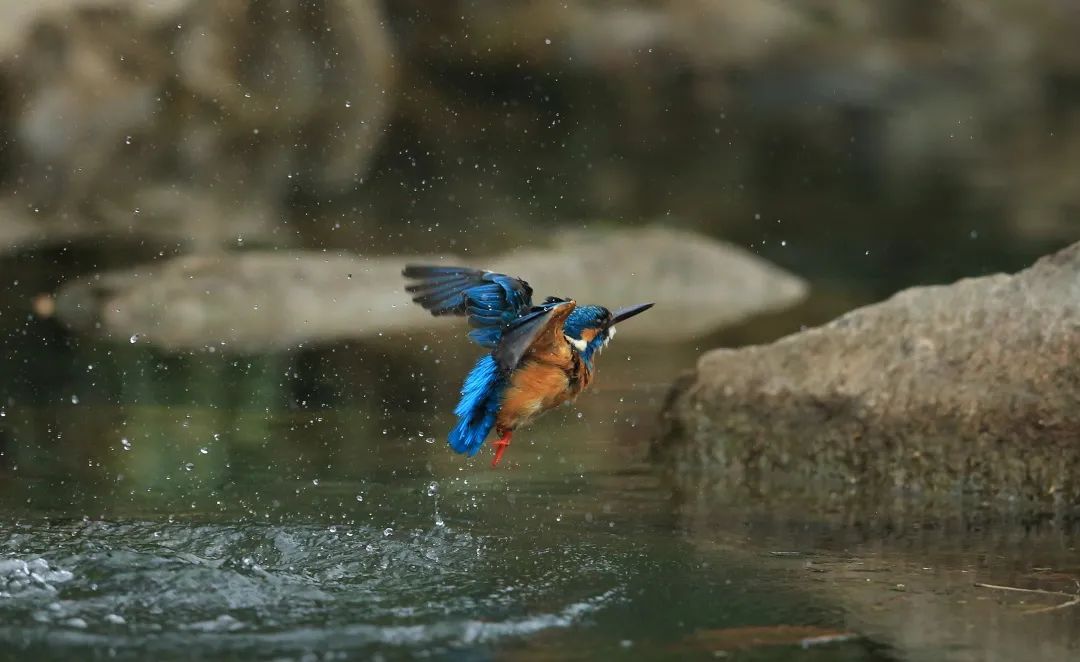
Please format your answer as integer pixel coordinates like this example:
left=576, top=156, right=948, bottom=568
left=70, top=395, right=79, bottom=405
left=344, top=100, right=352, bottom=108
left=576, top=412, right=583, bottom=419
left=129, top=334, right=139, bottom=344
left=120, top=438, right=132, bottom=451
left=199, top=447, right=208, bottom=455
left=544, top=37, right=551, bottom=45
left=356, top=494, right=364, bottom=502
left=426, top=482, right=438, bottom=496
left=425, top=436, right=435, bottom=444
left=383, top=527, right=394, bottom=538
left=184, top=462, right=194, bottom=472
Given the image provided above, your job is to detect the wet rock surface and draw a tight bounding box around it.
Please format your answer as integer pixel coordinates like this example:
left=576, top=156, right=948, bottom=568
left=655, top=241, right=1080, bottom=514
left=51, top=227, right=807, bottom=352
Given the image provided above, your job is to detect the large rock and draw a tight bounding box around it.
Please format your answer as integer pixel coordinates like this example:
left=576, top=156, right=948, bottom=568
left=487, top=227, right=807, bottom=341
left=0, top=0, right=394, bottom=254
left=50, top=227, right=807, bottom=353
left=654, top=241, right=1080, bottom=514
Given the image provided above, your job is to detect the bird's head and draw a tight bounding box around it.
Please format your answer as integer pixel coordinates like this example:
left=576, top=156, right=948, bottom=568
left=563, top=302, right=653, bottom=363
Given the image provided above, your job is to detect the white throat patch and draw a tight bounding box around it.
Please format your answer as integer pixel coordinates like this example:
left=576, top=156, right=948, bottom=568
left=564, top=334, right=587, bottom=352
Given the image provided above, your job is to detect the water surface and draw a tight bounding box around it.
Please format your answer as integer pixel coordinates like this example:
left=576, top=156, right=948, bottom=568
left=0, top=342, right=1077, bottom=661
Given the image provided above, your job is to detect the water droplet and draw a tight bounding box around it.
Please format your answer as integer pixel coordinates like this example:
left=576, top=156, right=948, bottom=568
left=435, top=516, right=445, bottom=528
left=355, top=494, right=364, bottom=502
left=124, top=136, right=132, bottom=145
left=199, top=447, right=208, bottom=455
left=576, top=412, right=584, bottom=419
left=312, top=478, right=319, bottom=486
left=120, top=438, right=132, bottom=451
left=129, top=334, right=140, bottom=344
left=544, top=37, right=551, bottom=45
left=70, top=395, right=79, bottom=405
left=382, top=527, right=393, bottom=537
left=426, top=482, right=438, bottom=496
left=425, top=436, right=436, bottom=444
left=184, top=462, right=194, bottom=472
left=344, top=100, right=352, bottom=108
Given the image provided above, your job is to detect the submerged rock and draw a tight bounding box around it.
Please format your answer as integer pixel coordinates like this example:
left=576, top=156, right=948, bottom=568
left=51, top=227, right=807, bottom=353
left=654, top=241, right=1080, bottom=514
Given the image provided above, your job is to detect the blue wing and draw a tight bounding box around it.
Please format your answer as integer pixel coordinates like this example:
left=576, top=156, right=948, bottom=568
left=403, top=265, right=534, bottom=348
left=492, top=298, right=574, bottom=373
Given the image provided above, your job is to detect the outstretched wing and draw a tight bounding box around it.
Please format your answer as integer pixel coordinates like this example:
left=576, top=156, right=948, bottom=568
left=492, top=298, right=575, bottom=373
left=402, top=265, right=534, bottom=347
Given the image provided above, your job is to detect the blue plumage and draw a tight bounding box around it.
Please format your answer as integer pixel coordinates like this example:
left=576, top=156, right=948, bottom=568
left=402, top=266, right=533, bottom=349
left=447, top=355, right=505, bottom=456
left=564, top=305, right=612, bottom=366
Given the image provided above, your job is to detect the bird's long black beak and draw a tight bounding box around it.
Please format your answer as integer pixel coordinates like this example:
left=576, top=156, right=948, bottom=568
left=610, top=302, right=654, bottom=325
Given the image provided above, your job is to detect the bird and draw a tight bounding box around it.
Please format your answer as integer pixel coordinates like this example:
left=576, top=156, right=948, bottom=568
left=402, top=265, right=653, bottom=468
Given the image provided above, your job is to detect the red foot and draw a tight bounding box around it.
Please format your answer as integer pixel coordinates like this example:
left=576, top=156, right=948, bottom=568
left=491, top=430, right=513, bottom=468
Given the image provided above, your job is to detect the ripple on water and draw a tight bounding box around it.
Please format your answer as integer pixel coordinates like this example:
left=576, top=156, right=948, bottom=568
left=0, top=520, right=626, bottom=657
left=0, top=558, right=73, bottom=597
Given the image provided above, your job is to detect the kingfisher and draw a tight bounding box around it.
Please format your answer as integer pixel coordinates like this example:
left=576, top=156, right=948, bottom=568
left=403, top=265, right=653, bottom=468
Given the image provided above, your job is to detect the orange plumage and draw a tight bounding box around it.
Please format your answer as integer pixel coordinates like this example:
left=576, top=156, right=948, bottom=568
left=497, top=300, right=585, bottom=431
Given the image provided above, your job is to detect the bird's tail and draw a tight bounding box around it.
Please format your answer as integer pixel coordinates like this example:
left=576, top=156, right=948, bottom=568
left=448, top=355, right=505, bottom=456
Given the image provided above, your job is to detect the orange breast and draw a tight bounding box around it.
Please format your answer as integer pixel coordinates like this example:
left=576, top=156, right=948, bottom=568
left=494, top=300, right=598, bottom=432
left=497, top=360, right=567, bottom=431
left=496, top=350, right=594, bottom=431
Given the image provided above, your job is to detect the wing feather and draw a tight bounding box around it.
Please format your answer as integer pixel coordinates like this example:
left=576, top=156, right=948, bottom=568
left=402, top=265, right=534, bottom=347
left=492, top=299, right=576, bottom=373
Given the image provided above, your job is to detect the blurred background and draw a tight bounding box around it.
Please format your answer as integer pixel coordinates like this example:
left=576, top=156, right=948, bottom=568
left=3, top=0, right=1080, bottom=513
left=1, top=0, right=1079, bottom=520
left=1, top=3, right=1080, bottom=658
left=1, top=0, right=1077, bottom=406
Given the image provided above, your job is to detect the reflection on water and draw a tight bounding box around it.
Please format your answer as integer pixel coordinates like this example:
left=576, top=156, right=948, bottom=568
left=0, top=341, right=1078, bottom=661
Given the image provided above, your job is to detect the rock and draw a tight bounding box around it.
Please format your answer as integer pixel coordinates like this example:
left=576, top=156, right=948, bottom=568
left=0, top=0, right=395, bottom=254
left=654, top=241, right=1080, bottom=514
left=52, top=227, right=807, bottom=353
left=54, top=252, right=428, bottom=353
left=487, top=226, right=807, bottom=341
